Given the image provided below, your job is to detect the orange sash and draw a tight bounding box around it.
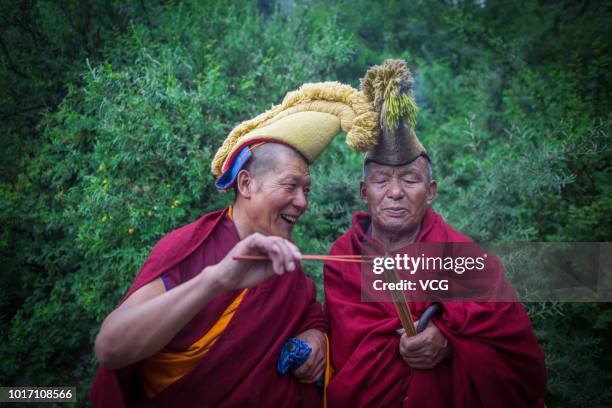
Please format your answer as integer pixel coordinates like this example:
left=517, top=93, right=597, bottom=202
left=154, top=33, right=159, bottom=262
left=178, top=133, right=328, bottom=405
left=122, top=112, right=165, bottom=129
left=142, top=205, right=245, bottom=398
left=142, top=288, right=248, bottom=399
left=323, top=333, right=332, bottom=408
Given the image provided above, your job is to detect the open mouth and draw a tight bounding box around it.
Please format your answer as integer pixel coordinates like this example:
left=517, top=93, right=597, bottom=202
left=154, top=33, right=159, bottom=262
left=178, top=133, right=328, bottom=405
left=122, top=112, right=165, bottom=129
left=280, top=214, right=298, bottom=225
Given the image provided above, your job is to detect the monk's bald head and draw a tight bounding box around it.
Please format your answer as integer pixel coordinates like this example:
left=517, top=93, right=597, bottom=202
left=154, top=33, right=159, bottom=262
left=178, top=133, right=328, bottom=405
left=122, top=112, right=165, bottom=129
left=243, top=144, right=307, bottom=187
left=234, top=143, right=309, bottom=198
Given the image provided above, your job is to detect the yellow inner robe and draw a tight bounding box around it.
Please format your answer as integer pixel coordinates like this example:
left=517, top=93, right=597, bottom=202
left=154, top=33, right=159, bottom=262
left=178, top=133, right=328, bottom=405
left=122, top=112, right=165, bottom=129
left=142, top=288, right=248, bottom=398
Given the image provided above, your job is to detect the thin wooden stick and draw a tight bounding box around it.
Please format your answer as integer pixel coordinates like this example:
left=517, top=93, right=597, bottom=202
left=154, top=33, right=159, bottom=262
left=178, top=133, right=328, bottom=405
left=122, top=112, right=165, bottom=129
left=383, top=266, right=417, bottom=337
left=232, top=255, right=373, bottom=263
left=321, top=255, right=378, bottom=259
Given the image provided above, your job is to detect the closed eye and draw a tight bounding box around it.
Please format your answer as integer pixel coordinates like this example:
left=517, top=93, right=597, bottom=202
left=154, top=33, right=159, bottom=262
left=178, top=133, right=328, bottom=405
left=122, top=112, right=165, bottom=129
left=372, top=178, right=388, bottom=184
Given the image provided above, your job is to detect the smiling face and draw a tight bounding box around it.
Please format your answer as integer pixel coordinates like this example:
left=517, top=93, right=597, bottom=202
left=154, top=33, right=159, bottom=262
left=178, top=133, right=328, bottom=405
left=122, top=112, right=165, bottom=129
left=235, top=144, right=311, bottom=239
left=360, top=157, right=436, bottom=245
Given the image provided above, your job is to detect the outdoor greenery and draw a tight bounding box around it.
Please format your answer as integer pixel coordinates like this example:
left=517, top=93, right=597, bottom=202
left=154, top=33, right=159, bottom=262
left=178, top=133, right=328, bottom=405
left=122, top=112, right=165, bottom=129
left=1, top=0, right=610, bottom=406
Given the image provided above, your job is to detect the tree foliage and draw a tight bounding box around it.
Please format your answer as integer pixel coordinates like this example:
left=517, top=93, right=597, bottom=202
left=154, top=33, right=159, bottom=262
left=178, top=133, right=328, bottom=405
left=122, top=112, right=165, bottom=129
left=1, top=0, right=610, bottom=406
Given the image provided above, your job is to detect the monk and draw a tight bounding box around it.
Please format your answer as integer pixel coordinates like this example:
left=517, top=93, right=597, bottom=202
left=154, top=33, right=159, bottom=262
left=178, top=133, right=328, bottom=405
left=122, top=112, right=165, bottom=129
left=323, top=60, right=547, bottom=407
left=91, top=81, right=378, bottom=407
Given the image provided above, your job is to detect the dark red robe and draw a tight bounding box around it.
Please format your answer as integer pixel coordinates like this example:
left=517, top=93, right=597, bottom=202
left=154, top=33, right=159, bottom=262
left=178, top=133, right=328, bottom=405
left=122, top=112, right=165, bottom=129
left=324, top=208, right=547, bottom=407
left=91, top=209, right=327, bottom=407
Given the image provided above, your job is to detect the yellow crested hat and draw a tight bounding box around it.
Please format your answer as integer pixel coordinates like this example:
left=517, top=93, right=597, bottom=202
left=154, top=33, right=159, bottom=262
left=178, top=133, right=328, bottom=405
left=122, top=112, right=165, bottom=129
left=211, top=82, right=379, bottom=184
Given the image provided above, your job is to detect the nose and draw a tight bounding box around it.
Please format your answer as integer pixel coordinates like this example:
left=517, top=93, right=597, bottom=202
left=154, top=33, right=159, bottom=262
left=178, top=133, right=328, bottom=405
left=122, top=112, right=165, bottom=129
left=293, top=189, right=308, bottom=213
left=386, top=178, right=404, bottom=200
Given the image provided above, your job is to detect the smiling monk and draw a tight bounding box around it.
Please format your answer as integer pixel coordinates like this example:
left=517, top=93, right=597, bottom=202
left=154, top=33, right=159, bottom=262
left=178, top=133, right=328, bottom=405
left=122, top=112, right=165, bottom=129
left=90, top=82, right=378, bottom=407
left=324, top=60, right=547, bottom=407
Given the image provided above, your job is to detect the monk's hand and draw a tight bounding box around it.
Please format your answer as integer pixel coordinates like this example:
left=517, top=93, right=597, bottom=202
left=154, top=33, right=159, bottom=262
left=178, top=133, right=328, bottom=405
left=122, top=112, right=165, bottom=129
left=397, top=320, right=451, bottom=370
left=210, top=233, right=302, bottom=290
left=293, top=329, right=326, bottom=384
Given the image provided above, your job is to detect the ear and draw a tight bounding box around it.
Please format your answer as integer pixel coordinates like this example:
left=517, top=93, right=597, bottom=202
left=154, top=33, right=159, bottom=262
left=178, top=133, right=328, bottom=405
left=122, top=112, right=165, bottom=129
left=359, top=181, right=368, bottom=205
left=426, top=180, right=437, bottom=206
left=236, top=170, right=253, bottom=199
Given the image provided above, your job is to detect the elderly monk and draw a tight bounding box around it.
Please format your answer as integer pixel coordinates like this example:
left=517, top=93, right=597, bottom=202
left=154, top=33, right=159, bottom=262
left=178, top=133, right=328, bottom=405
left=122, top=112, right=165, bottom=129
left=91, top=82, right=378, bottom=407
left=323, top=60, right=547, bottom=407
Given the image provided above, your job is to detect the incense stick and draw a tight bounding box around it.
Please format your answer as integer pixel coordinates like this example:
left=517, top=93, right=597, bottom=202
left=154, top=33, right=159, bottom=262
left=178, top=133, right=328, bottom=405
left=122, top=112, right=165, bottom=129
left=382, top=266, right=417, bottom=337
left=232, top=255, right=373, bottom=263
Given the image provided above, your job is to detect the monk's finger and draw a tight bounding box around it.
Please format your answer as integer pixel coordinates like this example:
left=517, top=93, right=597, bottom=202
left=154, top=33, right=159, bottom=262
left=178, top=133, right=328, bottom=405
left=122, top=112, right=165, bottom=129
left=297, top=353, right=319, bottom=379
left=400, top=332, right=427, bottom=352
left=403, top=352, right=432, bottom=363
left=300, top=363, right=324, bottom=384
left=400, top=342, right=413, bottom=358
left=276, top=239, right=298, bottom=272
left=293, top=362, right=310, bottom=377
left=294, top=350, right=319, bottom=377
left=307, top=349, right=325, bottom=378
left=266, top=239, right=290, bottom=275
left=269, top=239, right=289, bottom=273
left=286, top=240, right=303, bottom=266
left=268, top=237, right=300, bottom=273
left=270, top=238, right=297, bottom=274
left=403, top=348, right=442, bottom=366
left=303, top=358, right=325, bottom=383
left=400, top=342, right=431, bottom=361
left=297, top=374, right=317, bottom=384
left=407, top=343, right=437, bottom=359
left=312, top=357, right=326, bottom=380
left=271, top=242, right=287, bottom=275
left=295, top=367, right=318, bottom=383
left=399, top=336, right=420, bottom=355
left=286, top=240, right=302, bottom=260
left=402, top=354, right=433, bottom=368
left=397, top=320, right=417, bottom=336
left=405, top=360, right=434, bottom=370
left=299, top=369, right=317, bottom=383
left=247, top=234, right=282, bottom=275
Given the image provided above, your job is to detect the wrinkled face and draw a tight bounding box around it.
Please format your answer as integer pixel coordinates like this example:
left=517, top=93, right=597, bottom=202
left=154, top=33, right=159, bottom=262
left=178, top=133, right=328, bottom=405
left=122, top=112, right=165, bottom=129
left=360, top=158, right=436, bottom=239
left=244, top=153, right=311, bottom=239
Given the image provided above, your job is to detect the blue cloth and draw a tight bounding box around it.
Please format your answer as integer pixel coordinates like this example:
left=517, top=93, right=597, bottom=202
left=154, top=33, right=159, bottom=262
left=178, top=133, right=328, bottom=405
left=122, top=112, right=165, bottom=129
left=214, top=144, right=254, bottom=190
left=277, top=338, right=324, bottom=392
left=277, top=338, right=312, bottom=374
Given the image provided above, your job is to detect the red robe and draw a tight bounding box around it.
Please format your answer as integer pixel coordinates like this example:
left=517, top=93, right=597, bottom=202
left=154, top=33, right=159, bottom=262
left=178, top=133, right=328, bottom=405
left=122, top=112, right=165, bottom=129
left=324, top=209, right=547, bottom=407
left=91, top=209, right=326, bottom=407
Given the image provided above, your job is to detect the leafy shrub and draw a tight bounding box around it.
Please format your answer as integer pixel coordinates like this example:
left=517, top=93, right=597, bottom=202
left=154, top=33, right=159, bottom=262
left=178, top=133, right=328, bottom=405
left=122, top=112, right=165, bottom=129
left=0, top=0, right=356, bottom=402
left=1, top=0, right=610, bottom=406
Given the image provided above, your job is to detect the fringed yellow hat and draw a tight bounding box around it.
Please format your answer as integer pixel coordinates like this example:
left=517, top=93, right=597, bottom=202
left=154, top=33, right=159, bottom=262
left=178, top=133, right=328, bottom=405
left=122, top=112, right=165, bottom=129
left=212, top=82, right=379, bottom=189
left=360, top=59, right=427, bottom=165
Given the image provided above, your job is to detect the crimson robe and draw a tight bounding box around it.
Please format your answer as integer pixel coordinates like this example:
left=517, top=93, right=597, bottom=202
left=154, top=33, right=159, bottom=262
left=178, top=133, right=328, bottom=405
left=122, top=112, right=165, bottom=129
left=324, top=208, right=547, bottom=407
left=91, top=209, right=326, bottom=407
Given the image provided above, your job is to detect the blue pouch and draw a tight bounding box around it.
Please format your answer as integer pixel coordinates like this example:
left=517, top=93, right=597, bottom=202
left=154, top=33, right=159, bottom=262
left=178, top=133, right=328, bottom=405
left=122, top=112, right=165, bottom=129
left=277, top=338, right=324, bottom=392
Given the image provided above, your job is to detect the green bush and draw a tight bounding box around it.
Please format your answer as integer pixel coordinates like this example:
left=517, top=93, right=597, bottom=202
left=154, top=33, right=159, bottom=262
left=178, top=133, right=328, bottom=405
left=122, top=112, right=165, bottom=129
left=0, top=0, right=356, bottom=402
left=1, top=0, right=610, bottom=406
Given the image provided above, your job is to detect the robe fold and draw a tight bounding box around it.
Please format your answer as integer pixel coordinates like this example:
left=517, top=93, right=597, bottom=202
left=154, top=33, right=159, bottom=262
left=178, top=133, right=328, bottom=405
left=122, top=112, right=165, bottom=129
left=324, top=208, right=547, bottom=408
left=91, top=209, right=327, bottom=407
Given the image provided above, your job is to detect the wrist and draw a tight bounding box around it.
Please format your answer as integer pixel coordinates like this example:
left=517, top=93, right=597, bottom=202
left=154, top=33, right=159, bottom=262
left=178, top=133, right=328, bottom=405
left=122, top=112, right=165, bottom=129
left=199, top=265, right=225, bottom=296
